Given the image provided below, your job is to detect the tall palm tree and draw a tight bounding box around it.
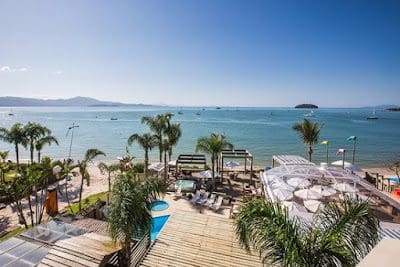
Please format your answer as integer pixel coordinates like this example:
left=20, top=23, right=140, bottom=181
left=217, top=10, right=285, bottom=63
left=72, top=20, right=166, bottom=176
left=292, top=119, right=323, bottom=162
left=35, top=135, right=59, bottom=163
left=165, top=123, right=181, bottom=161
left=56, top=158, right=76, bottom=212
left=0, top=123, right=28, bottom=168
left=77, top=149, right=105, bottom=211
left=98, top=162, right=121, bottom=204
left=108, top=174, right=165, bottom=266
left=195, top=133, right=233, bottom=180
left=141, top=113, right=173, bottom=162
left=128, top=133, right=158, bottom=178
left=235, top=198, right=379, bottom=266
left=24, top=122, right=51, bottom=164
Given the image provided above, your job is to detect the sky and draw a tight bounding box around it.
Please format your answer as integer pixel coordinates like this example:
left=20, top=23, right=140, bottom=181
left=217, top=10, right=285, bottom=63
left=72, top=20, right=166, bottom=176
left=0, top=0, right=399, bottom=107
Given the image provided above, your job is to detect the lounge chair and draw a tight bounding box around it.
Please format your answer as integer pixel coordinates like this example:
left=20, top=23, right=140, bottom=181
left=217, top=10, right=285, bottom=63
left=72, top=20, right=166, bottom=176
left=211, top=196, right=223, bottom=211
left=204, top=193, right=216, bottom=207
left=190, top=190, right=201, bottom=204
left=196, top=192, right=209, bottom=204
left=174, top=187, right=182, bottom=198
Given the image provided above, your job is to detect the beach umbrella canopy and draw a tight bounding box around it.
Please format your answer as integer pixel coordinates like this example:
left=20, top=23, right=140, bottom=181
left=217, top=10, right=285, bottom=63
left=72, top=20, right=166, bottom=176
left=304, top=200, right=322, bottom=213
left=331, top=160, right=351, bottom=166
left=200, top=170, right=213, bottom=179
left=334, top=183, right=358, bottom=193
left=310, top=185, right=337, bottom=197
left=225, top=161, right=240, bottom=168
left=287, top=177, right=311, bottom=188
left=148, top=162, right=164, bottom=172
left=52, top=165, right=62, bottom=175
left=294, top=189, right=322, bottom=200
left=282, top=201, right=307, bottom=213
left=272, top=188, right=293, bottom=201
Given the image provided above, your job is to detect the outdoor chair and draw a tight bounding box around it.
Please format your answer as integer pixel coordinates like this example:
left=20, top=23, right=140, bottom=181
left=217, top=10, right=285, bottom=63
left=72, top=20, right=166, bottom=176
left=211, top=196, right=223, bottom=211
left=204, top=193, right=216, bottom=207
left=190, top=190, right=201, bottom=204
left=196, top=192, right=210, bottom=204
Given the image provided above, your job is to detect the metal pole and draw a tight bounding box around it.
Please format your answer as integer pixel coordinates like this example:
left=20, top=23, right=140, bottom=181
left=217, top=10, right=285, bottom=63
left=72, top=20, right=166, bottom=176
left=326, top=144, right=329, bottom=163
left=67, top=123, right=79, bottom=159
left=352, top=140, right=356, bottom=164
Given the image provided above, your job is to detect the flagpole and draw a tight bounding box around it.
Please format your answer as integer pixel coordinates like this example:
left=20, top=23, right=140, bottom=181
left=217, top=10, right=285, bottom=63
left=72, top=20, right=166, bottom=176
left=326, top=143, right=329, bottom=163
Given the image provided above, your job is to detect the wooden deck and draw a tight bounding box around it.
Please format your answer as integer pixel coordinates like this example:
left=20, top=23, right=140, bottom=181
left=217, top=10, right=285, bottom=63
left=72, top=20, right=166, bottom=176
left=37, top=232, right=121, bottom=267
left=140, top=210, right=262, bottom=267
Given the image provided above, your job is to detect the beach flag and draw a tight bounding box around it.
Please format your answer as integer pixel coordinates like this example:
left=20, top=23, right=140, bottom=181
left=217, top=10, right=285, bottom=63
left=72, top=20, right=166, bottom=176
left=337, top=148, right=346, bottom=155
left=321, top=140, right=329, bottom=145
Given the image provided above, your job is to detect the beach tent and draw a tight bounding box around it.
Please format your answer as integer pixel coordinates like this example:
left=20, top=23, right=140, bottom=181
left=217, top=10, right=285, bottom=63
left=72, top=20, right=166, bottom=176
left=294, top=189, right=322, bottom=200
left=287, top=177, right=311, bottom=188
left=272, top=188, right=293, bottom=201
left=304, top=200, right=322, bottom=213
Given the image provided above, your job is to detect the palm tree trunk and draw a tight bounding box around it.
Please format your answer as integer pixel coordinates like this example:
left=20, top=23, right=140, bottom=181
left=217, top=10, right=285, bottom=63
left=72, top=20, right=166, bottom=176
left=107, top=171, right=111, bottom=205
left=211, top=155, right=215, bottom=180
left=119, top=244, right=131, bottom=267
left=16, top=199, right=28, bottom=228
left=78, top=176, right=84, bottom=211
left=158, top=144, right=163, bottom=162
left=163, top=150, right=167, bottom=184
left=15, top=143, right=19, bottom=169
left=27, top=193, right=34, bottom=227
left=144, top=150, right=148, bottom=178
left=168, top=149, right=172, bottom=162
left=65, top=178, right=73, bottom=213
left=37, top=150, right=41, bottom=163
left=308, top=145, right=312, bottom=162
left=30, top=142, right=34, bottom=164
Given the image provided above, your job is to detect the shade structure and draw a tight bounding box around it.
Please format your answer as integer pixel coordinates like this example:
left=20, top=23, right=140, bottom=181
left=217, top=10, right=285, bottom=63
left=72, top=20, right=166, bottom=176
left=270, top=180, right=295, bottom=192
left=272, top=188, right=293, bottom=201
left=331, top=160, right=351, bottom=166
left=294, top=189, right=322, bottom=200
left=199, top=170, right=213, bottom=179
left=304, top=200, right=322, bottom=213
left=148, top=162, right=165, bottom=172
left=225, top=160, right=240, bottom=168
left=287, top=177, right=311, bottom=188
left=282, top=201, right=307, bottom=212
left=334, top=182, right=358, bottom=193
left=310, top=185, right=336, bottom=197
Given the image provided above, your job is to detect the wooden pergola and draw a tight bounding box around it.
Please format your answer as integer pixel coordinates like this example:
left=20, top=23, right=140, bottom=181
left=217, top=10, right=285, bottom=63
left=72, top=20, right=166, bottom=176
left=220, top=149, right=254, bottom=183
left=175, top=154, right=207, bottom=176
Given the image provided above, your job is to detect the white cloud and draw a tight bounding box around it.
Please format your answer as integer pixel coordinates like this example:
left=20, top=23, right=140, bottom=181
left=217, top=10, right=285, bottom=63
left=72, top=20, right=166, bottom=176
left=0, top=65, right=28, bottom=73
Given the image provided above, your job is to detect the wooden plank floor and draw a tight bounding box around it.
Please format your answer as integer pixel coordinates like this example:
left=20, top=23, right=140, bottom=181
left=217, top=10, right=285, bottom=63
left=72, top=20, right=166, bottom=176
left=140, top=211, right=262, bottom=267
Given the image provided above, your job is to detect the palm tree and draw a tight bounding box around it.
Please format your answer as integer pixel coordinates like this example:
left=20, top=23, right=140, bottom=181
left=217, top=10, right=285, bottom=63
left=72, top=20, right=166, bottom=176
left=0, top=151, right=10, bottom=183
left=0, top=123, right=28, bottom=168
left=165, top=123, right=181, bottom=161
left=35, top=135, right=59, bottom=162
left=77, top=149, right=105, bottom=211
left=98, top=162, right=121, bottom=204
left=108, top=174, right=165, bottom=266
left=292, top=119, right=323, bottom=162
left=235, top=198, right=379, bottom=266
left=57, top=158, right=76, bottom=212
left=0, top=151, right=9, bottom=163
left=24, top=122, right=51, bottom=164
left=128, top=133, right=158, bottom=178
left=141, top=113, right=173, bottom=162
left=195, top=133, right=233, bottom=181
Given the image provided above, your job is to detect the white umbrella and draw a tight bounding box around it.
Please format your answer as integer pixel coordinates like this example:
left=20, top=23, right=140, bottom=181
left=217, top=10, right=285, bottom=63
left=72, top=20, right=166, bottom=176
left=287, top=178, right=311, bottom=188
left=304, top=200, right=322, bottom=213
left=116, top=156, right=124, bottom=161
left=270, top=180, right=295, bottom=192
left=334, top=183, right=358, bottom=193
left=148, top=162, right=164, bottom=172
left=52, top=165, right=62, bottom=175
left=272, top=188, right=293, bottom=201
left=294, top=189, right=322, bottom=200
left=225, top=161, right=240, bottom=168
left=282, top=201, right=307, bottom=213
left=331, top=160, right=351, bottom=166
left=310, top=185, right=336, bottom=197
left=200, top=170, right=213, bottom=179
left=344, top=163, right=363, bottom=172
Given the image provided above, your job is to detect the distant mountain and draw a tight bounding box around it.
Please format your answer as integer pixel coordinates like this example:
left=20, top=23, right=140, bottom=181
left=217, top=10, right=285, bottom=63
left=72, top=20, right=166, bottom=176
left=295, top=104, right=318, bottom=109
left=0, top=96, right=153, bottom=107
left=360, top=104, right=399, bottom=109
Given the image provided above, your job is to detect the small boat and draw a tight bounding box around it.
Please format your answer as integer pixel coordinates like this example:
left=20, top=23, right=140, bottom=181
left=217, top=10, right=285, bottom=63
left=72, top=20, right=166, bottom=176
left=178, top=111, right=184, bottom=115
left=196, top=112, right=201, bottom=115
left=110, top=117, right=118, bottom=120
left=216, top=107, right=221, bottom=110
left=304, top=110, right=315, bottom=117
left=367, top=109, right=378, bottom=120
left=8, top=113, right=14, bottom=116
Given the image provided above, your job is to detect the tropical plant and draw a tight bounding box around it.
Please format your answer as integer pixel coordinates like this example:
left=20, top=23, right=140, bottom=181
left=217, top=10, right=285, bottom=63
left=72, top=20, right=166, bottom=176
left=128, top=133, right=158, bottom=178
left=77, top=149, right=105, bottom=211
left=195, top=133, right=233, bottom=180
left=56, top=158, right=76, bottom=212
left=0, top=151, right=9, bottom=163
left=141, top=113, right=173, bottom=162
left=165, top=123, right=181, bottom=161
left=0, top=123, right=28, bottom=168
left=387, top=155, right=400, bottom=179
left=35, top=135, right=59, bottom=163
left=108, top=174, right=165, bottom=266
left=24, top=122, right=51, bottom=164
left=292, top=119, right=323, bottom=162
left=234, top=197, right=379, bottom=266
left=98, top=162, right=121, bottom=204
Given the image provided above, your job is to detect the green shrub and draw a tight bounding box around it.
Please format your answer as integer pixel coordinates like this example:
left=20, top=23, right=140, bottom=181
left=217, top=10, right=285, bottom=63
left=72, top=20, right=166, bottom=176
left=132, top=162, right=144, bottom=173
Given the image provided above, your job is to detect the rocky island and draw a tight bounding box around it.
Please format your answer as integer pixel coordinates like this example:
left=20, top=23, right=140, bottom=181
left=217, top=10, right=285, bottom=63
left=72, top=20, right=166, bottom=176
left=294, top=104, right=318, bottom=109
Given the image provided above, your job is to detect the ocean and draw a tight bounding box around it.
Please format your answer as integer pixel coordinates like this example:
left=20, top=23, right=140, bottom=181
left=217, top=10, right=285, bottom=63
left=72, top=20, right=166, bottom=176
left=0, top=106, right=399, bottom=167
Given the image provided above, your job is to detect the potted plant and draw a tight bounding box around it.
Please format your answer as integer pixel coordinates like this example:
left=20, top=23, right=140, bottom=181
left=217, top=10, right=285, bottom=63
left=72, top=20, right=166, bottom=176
left=222, top=194, right=231, bottom=205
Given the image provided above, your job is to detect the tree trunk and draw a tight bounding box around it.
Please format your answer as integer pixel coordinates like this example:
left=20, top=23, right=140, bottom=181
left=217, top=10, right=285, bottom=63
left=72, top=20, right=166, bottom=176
left=158, top=144, right=163, bottom=162
left=27, top=193, right=35, bottom=227
left=30, top=142, right=34, bottom=164
left=15, top=144, right=19, bottom=169
left=38, top=186, right=48, bottom=224
left=144, top=150, right=148, bottom=178
left=168, top=149, right=172, bottom=162
left=37, top=150, right=41, bottom=163
left=107, top=171, right=111, bottom=205
left=65, top=178, right=73, bottom=213
left=78, top=175, right=84, bottom=211
left=308, top=145, right=313, bottom=162
left=119, top=244, right=131, bottom=267
left=15, top=200, right=28, bottom=228
left=163, top=150, right=167, bottom=184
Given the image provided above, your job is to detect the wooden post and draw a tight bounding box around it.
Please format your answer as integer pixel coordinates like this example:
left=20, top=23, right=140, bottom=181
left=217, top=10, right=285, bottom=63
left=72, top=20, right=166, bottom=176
left=250, top=157, right=253, bottom=185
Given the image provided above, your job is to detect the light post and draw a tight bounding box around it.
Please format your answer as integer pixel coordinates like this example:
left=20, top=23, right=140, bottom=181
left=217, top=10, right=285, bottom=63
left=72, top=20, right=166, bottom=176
left=66, top=123, right=79, bottom=159
left=347, top=136, right=357, bottom=164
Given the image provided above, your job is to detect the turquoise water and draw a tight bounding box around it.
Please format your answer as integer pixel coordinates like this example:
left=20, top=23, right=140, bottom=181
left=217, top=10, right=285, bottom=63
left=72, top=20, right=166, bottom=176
left=150, top=200, right=169, bottom=212
left=151, top=215, right=170, bottom=241
left=0, top=106, right=399, bottom=166
left=175, top=180, right=197, bottom=192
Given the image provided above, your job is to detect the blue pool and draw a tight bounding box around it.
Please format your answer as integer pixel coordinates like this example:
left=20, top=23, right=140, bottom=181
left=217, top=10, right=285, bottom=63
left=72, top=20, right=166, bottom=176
left=150, top=200, right=169, bottom=211
left=151, top=215, right=170, bottom=240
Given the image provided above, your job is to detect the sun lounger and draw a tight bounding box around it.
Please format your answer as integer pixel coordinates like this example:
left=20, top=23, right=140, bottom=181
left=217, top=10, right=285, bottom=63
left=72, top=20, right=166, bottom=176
left=174, top=187, right=182, bottom=198
left=204, top=193, right=216, bottom=207
left=190, top=190, right=201, bottom=204
left=211, top=196, right=223, bottom=211
left=196, top=192, right=209, bottom=204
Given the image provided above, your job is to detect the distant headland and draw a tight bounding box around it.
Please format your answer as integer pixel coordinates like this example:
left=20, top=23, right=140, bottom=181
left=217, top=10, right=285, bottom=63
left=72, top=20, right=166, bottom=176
left=0, top=96, right=154, bottom=107
left=294, top=104, right=318, bottom=109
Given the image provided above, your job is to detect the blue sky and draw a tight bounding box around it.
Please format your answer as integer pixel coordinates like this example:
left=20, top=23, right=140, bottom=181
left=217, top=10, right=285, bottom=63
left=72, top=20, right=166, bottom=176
left=0, top=0, right=399, bottom=107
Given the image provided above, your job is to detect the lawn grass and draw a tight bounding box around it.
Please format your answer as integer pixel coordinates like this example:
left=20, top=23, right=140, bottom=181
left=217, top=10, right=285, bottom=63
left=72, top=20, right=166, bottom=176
left=0, top=226, right=27, bottom=242
left=65, top=191, right=108, bottom=214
